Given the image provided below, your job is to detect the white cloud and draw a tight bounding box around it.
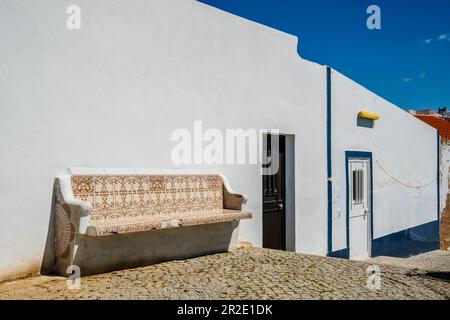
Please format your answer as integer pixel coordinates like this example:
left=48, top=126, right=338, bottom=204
left=419, top=71, right=426, bottom=79
left=422, top=33, right=450, bottom=44
left=402, top=77, right=412, bottom=83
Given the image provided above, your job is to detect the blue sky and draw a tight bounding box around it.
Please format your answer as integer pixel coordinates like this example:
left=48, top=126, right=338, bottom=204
left=199, top=0, right=450, bottom=110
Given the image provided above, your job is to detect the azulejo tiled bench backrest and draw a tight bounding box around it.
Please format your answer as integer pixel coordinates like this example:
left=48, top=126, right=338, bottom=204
left=72, top=175, right=224, bottom=224
left=53, top=173, right=251, bottom=275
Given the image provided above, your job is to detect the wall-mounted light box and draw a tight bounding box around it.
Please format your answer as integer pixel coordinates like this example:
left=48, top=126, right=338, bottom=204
left=358, top=111, right=380, bottom=120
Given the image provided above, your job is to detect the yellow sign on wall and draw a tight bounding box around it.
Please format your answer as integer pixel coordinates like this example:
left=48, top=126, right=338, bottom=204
left=358, top=111, right=380, bottom=120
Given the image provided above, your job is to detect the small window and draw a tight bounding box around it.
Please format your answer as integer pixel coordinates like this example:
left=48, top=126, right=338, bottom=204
left=352, top=169, right=364, bottom=204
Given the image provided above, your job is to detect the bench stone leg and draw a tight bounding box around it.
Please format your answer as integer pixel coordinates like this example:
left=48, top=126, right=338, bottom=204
left=62, top=221, right=240, bottom=276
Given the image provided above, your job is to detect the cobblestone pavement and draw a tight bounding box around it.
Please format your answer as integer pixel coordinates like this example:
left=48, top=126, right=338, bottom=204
left=0, top=247, right=449, bottom=300
left=369, top=250, right=450, bottom=273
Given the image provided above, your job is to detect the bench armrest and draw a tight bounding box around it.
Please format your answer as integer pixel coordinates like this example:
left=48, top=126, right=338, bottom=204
left=220, top=174, right=248, bottom=210
left=55, top=175, right=93, bottom=234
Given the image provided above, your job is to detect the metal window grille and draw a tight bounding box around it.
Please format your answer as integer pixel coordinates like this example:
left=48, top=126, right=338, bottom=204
left=352, top=169, right=364, bottom=204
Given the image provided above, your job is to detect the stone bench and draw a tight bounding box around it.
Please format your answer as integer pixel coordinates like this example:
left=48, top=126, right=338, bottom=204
left=53, top=174, right=251, bottom=276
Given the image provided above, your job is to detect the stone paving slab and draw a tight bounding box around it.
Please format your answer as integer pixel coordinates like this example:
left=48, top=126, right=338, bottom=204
left=0, top=248, right=449, bottom=300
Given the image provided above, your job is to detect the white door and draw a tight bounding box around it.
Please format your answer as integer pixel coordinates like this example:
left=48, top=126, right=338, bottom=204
left=348, top=159, right=371, bottom=260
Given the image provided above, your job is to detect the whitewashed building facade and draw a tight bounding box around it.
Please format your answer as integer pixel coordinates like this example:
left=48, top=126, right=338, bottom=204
left=0, top=0, right=440, bottom=281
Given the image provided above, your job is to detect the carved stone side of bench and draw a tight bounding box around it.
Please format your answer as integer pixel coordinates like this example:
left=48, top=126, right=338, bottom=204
left=53, top=176, right=92, bottom=275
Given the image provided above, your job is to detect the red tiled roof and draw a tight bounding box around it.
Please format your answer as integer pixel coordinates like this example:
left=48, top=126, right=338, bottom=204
left=415, top=115, right=450, bottom=140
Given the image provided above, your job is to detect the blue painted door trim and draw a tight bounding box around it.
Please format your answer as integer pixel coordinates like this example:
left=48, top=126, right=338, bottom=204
left=345, top=151, right=373, bottom=257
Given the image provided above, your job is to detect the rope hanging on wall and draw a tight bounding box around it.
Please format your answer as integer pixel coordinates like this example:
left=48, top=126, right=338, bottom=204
left=375, top=160, right=436, bottom=189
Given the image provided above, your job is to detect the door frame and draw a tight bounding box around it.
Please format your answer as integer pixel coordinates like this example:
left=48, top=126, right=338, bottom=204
left=345, top=151, right=374, bottom=258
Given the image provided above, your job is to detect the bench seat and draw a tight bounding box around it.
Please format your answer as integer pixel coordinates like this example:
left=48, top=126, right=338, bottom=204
left=86, top=209, right=252, bottom=236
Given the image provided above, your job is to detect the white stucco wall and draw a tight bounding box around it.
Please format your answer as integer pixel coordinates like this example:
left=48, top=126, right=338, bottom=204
left=0, top=0, right=328, bottom=281
left=330, top=69, right=438, bottom=252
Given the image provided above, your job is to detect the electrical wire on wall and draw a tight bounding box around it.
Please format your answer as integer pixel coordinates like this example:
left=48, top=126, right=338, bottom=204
left=375, top=160, right=436, bottom=189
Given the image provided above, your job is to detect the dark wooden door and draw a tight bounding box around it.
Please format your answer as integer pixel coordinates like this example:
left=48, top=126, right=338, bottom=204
left=262, top=134, right=286, bottom=250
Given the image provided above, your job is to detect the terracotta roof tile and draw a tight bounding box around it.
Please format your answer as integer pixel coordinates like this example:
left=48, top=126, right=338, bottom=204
left=415, top=115, right=450, bottom=140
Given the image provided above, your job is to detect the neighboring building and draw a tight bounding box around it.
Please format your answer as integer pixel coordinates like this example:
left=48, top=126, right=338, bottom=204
left=409, top=109, right=437, bottom=116
left=441, top=170, right=450, bottom=251
left=0, top=0, right=440, bottom=281
left=410, top=108, right=450, bottom=120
